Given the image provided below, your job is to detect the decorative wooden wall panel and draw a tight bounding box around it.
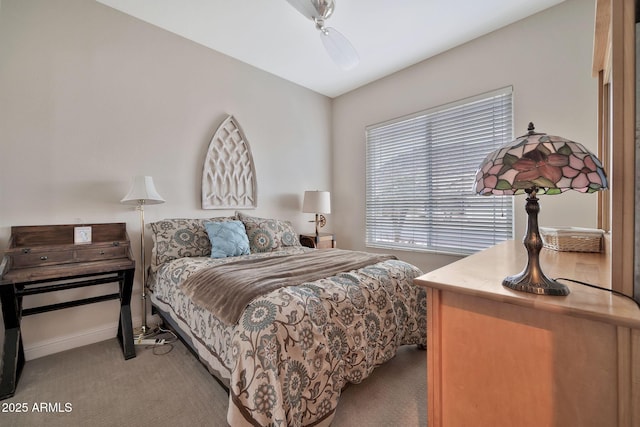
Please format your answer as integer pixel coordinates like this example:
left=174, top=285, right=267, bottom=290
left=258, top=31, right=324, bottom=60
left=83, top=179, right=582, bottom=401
left=202, top=115, right=257, bottom=209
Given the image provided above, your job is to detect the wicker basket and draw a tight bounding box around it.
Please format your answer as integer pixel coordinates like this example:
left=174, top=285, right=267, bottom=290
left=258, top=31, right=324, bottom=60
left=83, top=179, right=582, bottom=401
left=540, top=227, right=604, bottom=253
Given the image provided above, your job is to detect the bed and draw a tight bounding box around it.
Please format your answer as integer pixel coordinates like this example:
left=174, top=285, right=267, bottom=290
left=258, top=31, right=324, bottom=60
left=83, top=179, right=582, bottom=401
left=147, top=213, right=426, bottom=427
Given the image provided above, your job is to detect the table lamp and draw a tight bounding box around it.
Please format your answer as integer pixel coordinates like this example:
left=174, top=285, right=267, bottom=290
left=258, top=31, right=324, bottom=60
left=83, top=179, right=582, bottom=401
left=302, top=190, right=331, bottom=236
left=473, top=123, right=608, bottom=296
left=121, top=176, right=165, bottom=339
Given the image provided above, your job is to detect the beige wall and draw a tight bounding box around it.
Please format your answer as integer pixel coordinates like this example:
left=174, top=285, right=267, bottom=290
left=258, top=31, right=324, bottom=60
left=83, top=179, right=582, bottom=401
left=331, top=0, right=598, bottom=272
left=0, top=0, right=331, bottom=359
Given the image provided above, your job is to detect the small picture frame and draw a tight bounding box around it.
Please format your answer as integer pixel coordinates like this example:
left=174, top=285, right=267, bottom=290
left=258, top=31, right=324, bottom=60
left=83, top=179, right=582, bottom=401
left=74, top=226, right=92, bottom=244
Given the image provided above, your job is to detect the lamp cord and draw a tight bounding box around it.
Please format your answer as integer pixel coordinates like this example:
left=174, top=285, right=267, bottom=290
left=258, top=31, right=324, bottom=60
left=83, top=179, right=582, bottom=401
left=555, top=277, right=640, bottom=309
left=146, top=326, right=178, bottom=356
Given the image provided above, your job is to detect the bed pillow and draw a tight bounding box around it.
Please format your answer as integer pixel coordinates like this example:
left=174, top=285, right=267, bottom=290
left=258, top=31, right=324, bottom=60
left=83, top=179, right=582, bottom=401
left=204, top=220, right=250, bottom=258
left=149, top=217, right=235, bottom=270
left=236, top=212, right=301, bottom=253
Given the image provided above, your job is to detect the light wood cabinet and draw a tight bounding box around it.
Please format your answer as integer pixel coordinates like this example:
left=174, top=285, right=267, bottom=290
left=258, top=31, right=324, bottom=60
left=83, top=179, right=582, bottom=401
left=592, top=0, right=636, bottom=298
left=414, top=241, right=640, bottom=427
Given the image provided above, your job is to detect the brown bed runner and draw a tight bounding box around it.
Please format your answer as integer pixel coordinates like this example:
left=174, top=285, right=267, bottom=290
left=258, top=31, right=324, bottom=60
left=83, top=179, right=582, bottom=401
left=181, top=249, right=396, bottom=325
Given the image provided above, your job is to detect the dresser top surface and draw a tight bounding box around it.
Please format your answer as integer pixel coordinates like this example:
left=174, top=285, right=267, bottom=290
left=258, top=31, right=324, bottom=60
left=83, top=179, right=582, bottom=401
left=414, top=240, right=640, bottom=329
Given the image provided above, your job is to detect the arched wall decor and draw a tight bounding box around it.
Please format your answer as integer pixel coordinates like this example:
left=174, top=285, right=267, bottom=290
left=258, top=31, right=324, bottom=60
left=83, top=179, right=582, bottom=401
left=202, top=115, right=258, bottom=209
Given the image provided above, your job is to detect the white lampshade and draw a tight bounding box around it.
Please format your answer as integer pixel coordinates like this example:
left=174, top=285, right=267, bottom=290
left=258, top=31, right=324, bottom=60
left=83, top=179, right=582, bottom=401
left=121, top=176, right=165, bottom=205
left=302, top=190, right=331, bottom=214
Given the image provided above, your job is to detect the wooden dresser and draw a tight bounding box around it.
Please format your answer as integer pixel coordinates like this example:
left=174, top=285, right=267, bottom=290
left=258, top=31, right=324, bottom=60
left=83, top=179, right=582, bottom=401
left=413, top=240, right=640, bottom=427
left=0, top=223, right=136, bottom=400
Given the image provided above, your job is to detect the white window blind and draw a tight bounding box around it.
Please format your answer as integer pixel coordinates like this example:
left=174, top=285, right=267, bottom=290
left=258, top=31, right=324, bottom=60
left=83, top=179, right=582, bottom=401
left=365, top=87, right=514, bottom=255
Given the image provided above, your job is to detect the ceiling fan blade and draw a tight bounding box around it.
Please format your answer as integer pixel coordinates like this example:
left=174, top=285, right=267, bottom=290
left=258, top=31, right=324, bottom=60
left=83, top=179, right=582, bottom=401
left=285, top=0, right=334, bottom=20
left=285, top=0, right=317, bottom=20
left=319, top=27, right=359, bottom=70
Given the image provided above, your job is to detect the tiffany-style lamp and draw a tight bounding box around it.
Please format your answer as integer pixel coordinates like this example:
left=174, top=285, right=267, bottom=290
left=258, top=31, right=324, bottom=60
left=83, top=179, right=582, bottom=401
left=473, top=123, right=608, bottom=296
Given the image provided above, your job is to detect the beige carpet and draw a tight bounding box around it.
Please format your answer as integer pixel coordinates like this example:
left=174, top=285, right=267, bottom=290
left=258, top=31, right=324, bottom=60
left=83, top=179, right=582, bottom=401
left=2, top=338, right=426, bottom=426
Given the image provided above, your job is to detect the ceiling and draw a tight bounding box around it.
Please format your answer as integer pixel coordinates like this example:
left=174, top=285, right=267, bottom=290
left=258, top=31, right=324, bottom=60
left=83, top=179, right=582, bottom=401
left=96, top=0, right=566, bottom=98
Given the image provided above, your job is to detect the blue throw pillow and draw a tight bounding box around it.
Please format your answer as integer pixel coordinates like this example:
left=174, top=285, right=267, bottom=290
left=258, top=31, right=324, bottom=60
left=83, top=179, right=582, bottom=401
left=204, top=220, right=250, bottom=258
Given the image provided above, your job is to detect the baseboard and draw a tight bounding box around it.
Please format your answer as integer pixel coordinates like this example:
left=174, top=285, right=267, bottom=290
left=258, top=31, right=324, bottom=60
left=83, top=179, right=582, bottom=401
left=24, top=315, right=151, bottom=361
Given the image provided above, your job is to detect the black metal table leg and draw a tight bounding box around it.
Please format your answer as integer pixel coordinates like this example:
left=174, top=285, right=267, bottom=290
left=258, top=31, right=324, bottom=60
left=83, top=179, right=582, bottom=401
left=0, top=284, right=24, bottom=400
left=117, top=268, right=136, bottom=360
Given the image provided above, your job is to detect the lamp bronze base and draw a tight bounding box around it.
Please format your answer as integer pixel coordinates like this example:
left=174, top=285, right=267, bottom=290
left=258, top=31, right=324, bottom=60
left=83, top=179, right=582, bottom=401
left=502, top=271, right=569, bottom=296
left=504, top=188, right=570, bottom=296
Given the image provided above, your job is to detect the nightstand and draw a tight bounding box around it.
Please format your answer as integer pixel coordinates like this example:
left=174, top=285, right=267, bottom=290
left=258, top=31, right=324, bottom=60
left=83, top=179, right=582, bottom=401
left=299, top=233, right=336, bottom=249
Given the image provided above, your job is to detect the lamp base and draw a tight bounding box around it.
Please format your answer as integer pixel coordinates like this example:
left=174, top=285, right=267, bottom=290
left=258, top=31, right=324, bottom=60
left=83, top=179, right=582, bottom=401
left=503, top=188, right=570, bottom=297
left=502, top=271, right=569, bottom=296
left=309, top=214, right=327, bottom=236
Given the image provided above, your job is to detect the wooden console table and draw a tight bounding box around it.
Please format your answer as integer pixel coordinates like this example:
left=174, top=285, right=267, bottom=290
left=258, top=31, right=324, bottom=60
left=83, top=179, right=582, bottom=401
left=0, top=223, right=136, bottom=400
left=414, top=240, right=640, bottom=427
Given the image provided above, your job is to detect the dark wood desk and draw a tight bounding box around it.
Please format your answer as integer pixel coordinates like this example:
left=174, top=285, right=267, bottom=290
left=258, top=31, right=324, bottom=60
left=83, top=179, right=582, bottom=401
left=0, top=223, right=136, bottom=400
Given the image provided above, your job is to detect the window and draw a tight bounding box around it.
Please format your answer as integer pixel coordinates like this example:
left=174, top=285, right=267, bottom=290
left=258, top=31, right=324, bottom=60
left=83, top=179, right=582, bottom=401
left=365, top=87, right=513, bottom=255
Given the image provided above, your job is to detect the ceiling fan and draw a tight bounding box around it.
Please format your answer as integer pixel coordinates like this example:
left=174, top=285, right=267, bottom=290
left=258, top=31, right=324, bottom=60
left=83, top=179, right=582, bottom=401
left=285, top=0, right=359, bottom=70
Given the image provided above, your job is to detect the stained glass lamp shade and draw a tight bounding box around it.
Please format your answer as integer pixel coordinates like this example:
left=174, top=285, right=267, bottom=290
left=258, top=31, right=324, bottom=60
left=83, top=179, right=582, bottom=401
left=473, top=123, right=608, bottom=296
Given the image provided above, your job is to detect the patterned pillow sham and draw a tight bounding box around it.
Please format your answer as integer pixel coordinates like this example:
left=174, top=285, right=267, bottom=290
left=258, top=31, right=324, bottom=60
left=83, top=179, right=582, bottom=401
left=236, top=211, right=301, bottom=253
left=204, top=220, right=250, bottom=258
left=149, top=217, right=235, bottom=270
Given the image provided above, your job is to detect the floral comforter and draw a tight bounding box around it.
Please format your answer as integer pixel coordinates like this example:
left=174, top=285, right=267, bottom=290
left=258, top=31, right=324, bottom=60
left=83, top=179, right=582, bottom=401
left=148, top=247, right=426, bottom=426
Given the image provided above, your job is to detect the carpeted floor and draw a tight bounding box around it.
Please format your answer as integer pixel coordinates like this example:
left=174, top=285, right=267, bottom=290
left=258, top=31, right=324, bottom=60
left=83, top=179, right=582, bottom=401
left=1, top=338, right=427, bottom=426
